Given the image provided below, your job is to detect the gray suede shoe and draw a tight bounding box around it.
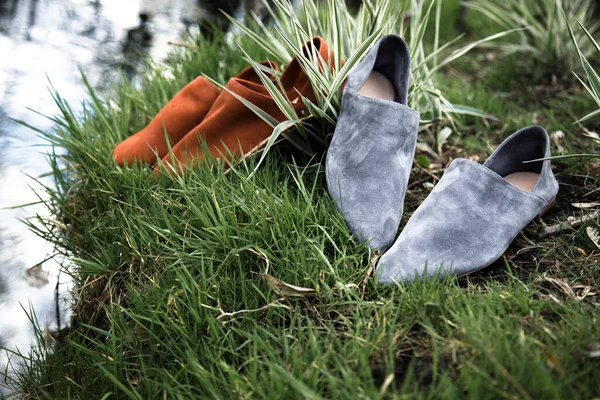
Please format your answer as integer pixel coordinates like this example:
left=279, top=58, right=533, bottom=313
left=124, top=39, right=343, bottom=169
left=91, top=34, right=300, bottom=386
left=377, top=125, right=559, bottom=284
left=326, top=35, right=420, bottom=251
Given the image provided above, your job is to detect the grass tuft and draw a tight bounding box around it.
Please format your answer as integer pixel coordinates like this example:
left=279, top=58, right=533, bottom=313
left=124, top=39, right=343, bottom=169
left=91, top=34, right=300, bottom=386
left=466, top=0, right=600, bottom=81
left=4, top=0, right=600, bottom=398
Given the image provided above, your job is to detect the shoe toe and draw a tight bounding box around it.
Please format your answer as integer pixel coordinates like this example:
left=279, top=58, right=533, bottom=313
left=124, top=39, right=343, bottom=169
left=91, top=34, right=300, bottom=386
left=376, top=239, right=418, bottom=284
left=345, top=210, right=398, bottom=252
left=326, top=152, right=402, bottom=252
left=113, top=140, right=130, bottom=166
left=376, top=227, right=456, bottom=284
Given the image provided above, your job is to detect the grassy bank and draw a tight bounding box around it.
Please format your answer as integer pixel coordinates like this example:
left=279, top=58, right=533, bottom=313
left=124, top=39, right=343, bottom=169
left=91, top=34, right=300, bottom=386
left=7, top=0, right=600, bottom=398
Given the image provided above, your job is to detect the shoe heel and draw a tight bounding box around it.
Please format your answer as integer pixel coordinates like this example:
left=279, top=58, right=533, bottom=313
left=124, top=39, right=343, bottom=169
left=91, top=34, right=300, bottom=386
left=538, top=198, right=556, bottom=218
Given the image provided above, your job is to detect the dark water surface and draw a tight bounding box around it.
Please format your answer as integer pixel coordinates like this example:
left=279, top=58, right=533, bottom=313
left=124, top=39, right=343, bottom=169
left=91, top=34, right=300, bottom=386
left=0, top=0, right=247, bottom=391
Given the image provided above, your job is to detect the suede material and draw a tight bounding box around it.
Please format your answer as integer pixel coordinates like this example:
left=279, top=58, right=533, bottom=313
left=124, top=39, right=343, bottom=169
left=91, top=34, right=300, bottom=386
left=113, top=76, right=221, bottom=166
left=326, top=35, right=418, bottom=251
left=484, top=126, right=558, bottom=204
left=377, top=126, right=559, bottom=283
left=345, top=35, right=411, bottom=104
left=528, top=127, right=558, bottom=203
left=158, top=77, right=306, bottom=173
left=327, top=90, right=419, bottom=250
left=157, top=37, right=335, bottom=174
left=533, top=156, right=559, bottom=204
left=113, top=62, right=276, bottom=167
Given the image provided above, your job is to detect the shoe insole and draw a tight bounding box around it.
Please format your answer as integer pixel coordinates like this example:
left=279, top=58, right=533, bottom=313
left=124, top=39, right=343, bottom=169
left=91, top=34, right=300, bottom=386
left=504, top=171, right=540, bottom=192
left=358, top=71, right=395, bottom=101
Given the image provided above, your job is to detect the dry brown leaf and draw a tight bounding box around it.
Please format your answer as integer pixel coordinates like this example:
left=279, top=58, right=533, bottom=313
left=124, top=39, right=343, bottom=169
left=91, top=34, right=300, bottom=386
left=573, top=284, right=597, bottom=300
left=586, top=227, right=600, bottom=250
left=540, top=275, right=576, bottom=298
left=545, top=293, right=562, bottom=304
left=538, top=274, right=597, bottom=301
left=261, top=274, right=315, bottom=298
left=541, top=349, right=561, bottom=368
left=571, top=202, right=600, bottom=209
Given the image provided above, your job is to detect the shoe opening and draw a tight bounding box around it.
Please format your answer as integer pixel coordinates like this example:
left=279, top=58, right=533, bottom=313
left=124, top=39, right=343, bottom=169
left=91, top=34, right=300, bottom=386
left=372, top=36, right=410, bottom=105
left=486, top=126, right=547, bottom=178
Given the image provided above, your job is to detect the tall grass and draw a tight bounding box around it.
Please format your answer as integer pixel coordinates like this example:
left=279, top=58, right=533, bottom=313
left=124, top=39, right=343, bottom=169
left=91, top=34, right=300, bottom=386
left=565, top=13, right=600, bottom=158
left=466, top=0, right=600, bottom=80
left=567, top=17, right=600, bottom=124
left=7, top=0, right=600, bottom=398
left=224, top=0, right=509, bottom=167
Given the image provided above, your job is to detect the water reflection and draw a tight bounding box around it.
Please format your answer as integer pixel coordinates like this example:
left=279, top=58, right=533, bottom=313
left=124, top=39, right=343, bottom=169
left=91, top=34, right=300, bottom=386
left=0, top=0, right=235, bottom=392
left=0, top=0, right=316, bottom=392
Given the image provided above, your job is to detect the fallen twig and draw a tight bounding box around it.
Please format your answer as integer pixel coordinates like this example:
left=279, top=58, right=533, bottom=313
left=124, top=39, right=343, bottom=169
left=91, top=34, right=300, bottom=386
left=262, top=274, right=315, bottom=298
left=414, top=163, right=442, bottom=182
left=210, top=298, right=289, bottom=322
left=167, top=41, right=196, bottom=51
left=538, top=210, right=600, bottom=239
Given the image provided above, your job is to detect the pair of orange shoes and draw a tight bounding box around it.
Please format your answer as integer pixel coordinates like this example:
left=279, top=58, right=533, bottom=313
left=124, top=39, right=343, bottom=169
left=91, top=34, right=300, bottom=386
left=113, top=37, right=333, bottom=174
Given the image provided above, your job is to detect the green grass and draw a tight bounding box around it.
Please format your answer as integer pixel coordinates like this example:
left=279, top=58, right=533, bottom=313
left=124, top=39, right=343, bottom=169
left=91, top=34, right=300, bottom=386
left=5, top=2, right=600, bottom=399
left=466, top=0, right=600, bottom=82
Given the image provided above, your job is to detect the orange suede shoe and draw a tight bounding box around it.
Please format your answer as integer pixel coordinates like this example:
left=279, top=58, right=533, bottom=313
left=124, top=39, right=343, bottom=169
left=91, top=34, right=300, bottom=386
left=113, top=63, right=275, bottom=166
left=158, top=37, right=335, bottom=174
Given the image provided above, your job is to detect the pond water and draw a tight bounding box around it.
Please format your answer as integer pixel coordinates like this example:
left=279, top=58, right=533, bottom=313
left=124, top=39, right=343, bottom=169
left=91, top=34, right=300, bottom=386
left=0, top=0, right=252, bottom=392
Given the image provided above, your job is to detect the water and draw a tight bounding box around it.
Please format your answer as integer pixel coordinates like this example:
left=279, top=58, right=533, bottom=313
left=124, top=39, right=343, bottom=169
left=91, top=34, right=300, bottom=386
left=0, top=0, right=247, bottom=392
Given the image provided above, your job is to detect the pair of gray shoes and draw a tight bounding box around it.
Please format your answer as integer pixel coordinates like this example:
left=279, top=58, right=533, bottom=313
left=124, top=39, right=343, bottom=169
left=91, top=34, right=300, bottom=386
left=326, top=35, right=559, bottom=284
